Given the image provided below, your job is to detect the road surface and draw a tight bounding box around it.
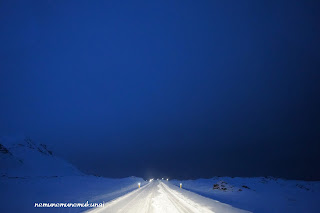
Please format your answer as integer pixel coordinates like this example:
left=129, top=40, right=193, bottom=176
left=87, top=180, right=250, bottom=213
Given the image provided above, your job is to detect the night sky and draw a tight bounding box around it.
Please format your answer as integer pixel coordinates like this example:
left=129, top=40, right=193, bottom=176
left=1, top=1, right=319, bottom=180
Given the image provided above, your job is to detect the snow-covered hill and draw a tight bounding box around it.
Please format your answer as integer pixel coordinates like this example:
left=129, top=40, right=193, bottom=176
left=0, top=136, right=82, bottom=177
left=0, top=136, right=146, bottom=213
left=171, top=177, right=320, bottom=213
left=1, top=136, right=319, bottom=212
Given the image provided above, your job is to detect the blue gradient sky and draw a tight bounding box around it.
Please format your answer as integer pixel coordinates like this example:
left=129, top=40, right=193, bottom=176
left=1, top=0, right=319, bottom=179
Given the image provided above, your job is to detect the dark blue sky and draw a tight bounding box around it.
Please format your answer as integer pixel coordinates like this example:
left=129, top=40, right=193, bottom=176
left=1, top=0, right=319, bottom=180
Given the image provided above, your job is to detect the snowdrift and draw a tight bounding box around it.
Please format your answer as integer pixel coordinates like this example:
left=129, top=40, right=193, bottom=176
left=0, top=136, right=146, bottom=213
left=171, top=177, right=320, bottom=213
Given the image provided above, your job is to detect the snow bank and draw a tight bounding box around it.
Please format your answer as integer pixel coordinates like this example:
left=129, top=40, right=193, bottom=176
left=171, top=177, right=320, bottom=213
left=0, top=136, right=148, bottom=213
left=0, top=175, right=146, bottom=213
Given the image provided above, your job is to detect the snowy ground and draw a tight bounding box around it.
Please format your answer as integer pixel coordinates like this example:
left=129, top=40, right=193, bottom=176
left=0, top=175, right=146, bottom=213
left=86, top=180, right=249, bottom=213
left=2, top=176, right=320, bottom=213
left=1, top=137, right=320, bottom=212
left=0, top=136, right=146, bottom=213
left=171, top=177, right=320, bottom=213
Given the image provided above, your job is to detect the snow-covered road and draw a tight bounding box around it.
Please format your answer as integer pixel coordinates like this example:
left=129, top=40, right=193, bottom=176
left=87, top=180, right=250, bottom=213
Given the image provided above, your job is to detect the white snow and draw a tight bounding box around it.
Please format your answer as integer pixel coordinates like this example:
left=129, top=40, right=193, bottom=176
left=0, top=136, right=146, bottom=213
left=171, top=177, right=320, bottom=213
left=87, top=180, right=250, bottom=213
left=1, top=136, right=320, bottom=213
left=0, top=175, right=146, bottom=213
left=0, top=136, right=81, bottom=177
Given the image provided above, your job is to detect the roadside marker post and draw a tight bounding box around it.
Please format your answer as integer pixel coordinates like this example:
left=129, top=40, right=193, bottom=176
left=138, top=182, right=141, bottom=188
left=180, top=183, right=182, bottom=188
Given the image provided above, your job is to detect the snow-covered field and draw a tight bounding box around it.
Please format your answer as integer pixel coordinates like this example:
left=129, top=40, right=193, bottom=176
left=0, top=175, right=146, bottom=213
left=0, top=136, right=146, bottom=213
left=171, top=177, right=320, bottom=213
left=1, top=136, right=320, bottom=213
left=87, top=180, right=250, bottom=213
